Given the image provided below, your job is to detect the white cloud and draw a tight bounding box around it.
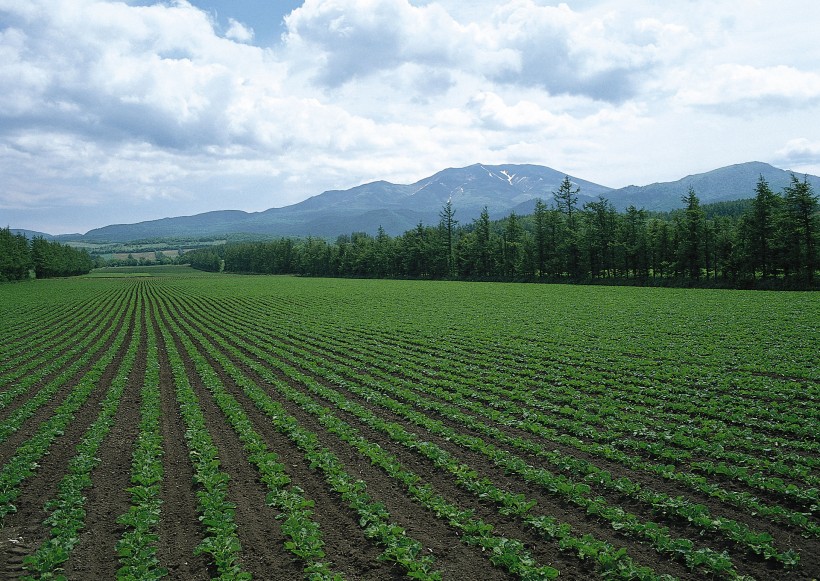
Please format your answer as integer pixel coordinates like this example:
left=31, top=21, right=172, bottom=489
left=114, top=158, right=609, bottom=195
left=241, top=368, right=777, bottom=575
left=487, top=1, right=660, bottom=102
left=674, top=64, right=820, bottom=110
left=774, top=138, right=820, bottom=176
left=282, top=0, right=494, bottom=86
left=468, top=91, right=574, bottom=133
left=777, top=138, right=820, bottom=162
left=225, top=18, right=254, bottom=43
left=2, top=0, right=819, bottom=233
left=282, top=0, right=664, bottom=102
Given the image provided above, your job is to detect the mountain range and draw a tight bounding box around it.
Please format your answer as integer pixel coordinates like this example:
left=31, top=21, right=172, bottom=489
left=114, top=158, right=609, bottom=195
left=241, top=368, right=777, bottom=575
left=18, top=161, right=820, bottom=243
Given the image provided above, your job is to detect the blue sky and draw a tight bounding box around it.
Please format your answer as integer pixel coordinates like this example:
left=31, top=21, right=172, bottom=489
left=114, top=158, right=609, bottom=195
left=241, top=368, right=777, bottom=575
left=185, top=1, right=302, bottom=44
left=2, top=0, right=819, bottom=234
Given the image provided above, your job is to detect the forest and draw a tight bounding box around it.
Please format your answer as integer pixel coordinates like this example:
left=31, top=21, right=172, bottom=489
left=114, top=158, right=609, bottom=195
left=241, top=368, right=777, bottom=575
left=0, top=231, right=94, bottom=281
left=186, top=175, right=819, bottom=289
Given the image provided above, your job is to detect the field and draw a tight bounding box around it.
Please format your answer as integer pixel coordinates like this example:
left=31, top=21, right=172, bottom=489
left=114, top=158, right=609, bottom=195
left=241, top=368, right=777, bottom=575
left=0, top=266, right=818, bottom=580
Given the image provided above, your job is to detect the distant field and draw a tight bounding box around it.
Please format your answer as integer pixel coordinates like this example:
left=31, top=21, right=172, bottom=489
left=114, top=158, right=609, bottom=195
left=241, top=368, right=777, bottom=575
left=87, top=265, right=212, bottom=277
left=1, top=267, right=817, bottom=579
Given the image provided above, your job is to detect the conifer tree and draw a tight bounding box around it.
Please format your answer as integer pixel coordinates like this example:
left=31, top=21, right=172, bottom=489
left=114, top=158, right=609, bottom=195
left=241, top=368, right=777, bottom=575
left=780, top=175, right=818, bottom=283
left=680, top=187, right=704, bottom=279
left=439, top=199, right=458, bottom=277
left=533, top=199, right=549, bottom=278
left=553, top=176, right=581, bottom=277
left=748, top=175, right=781, bottom=278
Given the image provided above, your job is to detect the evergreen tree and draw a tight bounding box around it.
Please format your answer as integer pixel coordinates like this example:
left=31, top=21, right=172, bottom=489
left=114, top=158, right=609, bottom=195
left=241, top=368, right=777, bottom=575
left=403, top=222, right=428, bottom=277
left=711, top=216, right=737, bottom=281
left=679, top=187, right=705, bottom=279
left=647, top=219, right=673, bottom=279
left=0, top=228, right=31, bottom=281
left=186, top=180, right=816, bottom=289
left=747, top=175, right=781, bottom=278
left=779, top=175, right=818, bottom=283
left=532, top=199, right=549, bottom=278
left=553, top=176, right=579, bottom=220
left=473, top=206, right=492, bottom=277
left=620, top=206, right=649, bottom=279
left=583, top=197, right=616, bottom=278
left=31, top=236, right=52, bottom=278
left=299, top=237, right=332, bottom=276
left=553, top=176, right=581, bottom=278
left=502, top=212, right=522, bottom=279
left=439, top=200, right=458, bottom=277
left=373, top=226, right=393, bottom=277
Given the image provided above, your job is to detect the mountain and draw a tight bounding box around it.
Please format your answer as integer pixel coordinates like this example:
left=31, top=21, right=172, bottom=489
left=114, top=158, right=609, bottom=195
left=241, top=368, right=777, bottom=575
left=79, top=163, right=612, bottom=242
left=10, top=229, right=50, bottom=239
left=8, top=229, right=90, bottom=241
left=604, top=161, right=820, bottom=212
left=35, top=161, right=820, bottom=243
left=82, top=210, right=252, bottom=241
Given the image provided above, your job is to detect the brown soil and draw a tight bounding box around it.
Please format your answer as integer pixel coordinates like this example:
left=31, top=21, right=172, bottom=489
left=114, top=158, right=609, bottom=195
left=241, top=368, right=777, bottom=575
left=62, top=301, right=147, bottom=579
left=321, top=336, right=820, bottom=580
left=3, top=279, right=818, bottom=581
left=188, top=294, right=820, bottom=581
left=152, top=306, right=212, bottom=580
left=0, top=300, right=135, bottom=578
left=165, top=296, right=512, bottom=580
left=0, top=296, right=131, bottom=465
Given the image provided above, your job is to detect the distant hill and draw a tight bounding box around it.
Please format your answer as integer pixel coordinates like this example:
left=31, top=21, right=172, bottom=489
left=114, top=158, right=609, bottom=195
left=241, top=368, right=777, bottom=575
left=604, top=161, right=820, bottom=211
left=82, top=210, right=252, bottom=242
left=9, top=229, right=90, bottom=241
left=28, top=161, right=820, bottom=243
left=78, top=163, right=612, bottom=242
left=10, top=229, right=56, bottom=239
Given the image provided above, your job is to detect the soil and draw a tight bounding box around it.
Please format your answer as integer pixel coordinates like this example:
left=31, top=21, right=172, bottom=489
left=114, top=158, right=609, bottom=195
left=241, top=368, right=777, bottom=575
left=0, top=298, right=135, bottom=578
left=2, top=279, right=818, bottom=581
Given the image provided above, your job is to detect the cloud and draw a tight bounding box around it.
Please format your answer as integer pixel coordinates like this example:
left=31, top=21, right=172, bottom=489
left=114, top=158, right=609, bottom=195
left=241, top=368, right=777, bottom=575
left=674, top=64, right=820, bottom=111
left=487, top=1, right=659, bottom=102
left=0, top=1, right=248, bottom=147
left=282, top=0, right=491, bottom=86
left=468, top=91, right=572, bottom=133
left=776, top=138, right=820, bottom=163
left=0, top=1, right=395, bottom=158
left=3, top=0, right=820, bottom=233
left=774, top=138, right=820, bottom=177
left=283, top=0, right=660, bottom=102
left=225, top=18, right=254, bottom=43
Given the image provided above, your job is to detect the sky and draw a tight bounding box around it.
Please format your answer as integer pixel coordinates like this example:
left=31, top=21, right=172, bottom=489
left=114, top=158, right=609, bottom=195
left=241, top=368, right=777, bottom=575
left=1, top=1, right=819, bottom=235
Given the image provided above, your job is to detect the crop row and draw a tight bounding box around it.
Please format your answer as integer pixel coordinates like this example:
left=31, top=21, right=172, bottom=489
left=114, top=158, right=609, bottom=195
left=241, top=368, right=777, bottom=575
left=298, top=292, right=818, bottom=434
left=153, top=288, right=449, bottom=580
left=160, top=284, right=775, bottom=578
left=0, top=285, right=124, bottom=382
left=336, top=323, right=819, bottom=459
left=148, top=286, right=346, bottom=580
left=0, top=288, right=129, bottom=416
left=153, top=295, right=250, bottom=579
left=302, top=318, right=819, bottom=458
left=0, top=286, right=137, bottom=524
left=2, top=273, right=816, bottom=580
left=176, top=286, right=816, bottom=576
left=157, top=288, right=575, bottom=580
left=216, top=295, right=819, bottom=526
left=115, top=296, right=166, bottom=580
left=290, top=326, right=820, bottom=529
left=275, top=314, right=820, bottom=492
left=22, top=293, right=143, bottom=577
left=231, top=293, right=818, bottom=468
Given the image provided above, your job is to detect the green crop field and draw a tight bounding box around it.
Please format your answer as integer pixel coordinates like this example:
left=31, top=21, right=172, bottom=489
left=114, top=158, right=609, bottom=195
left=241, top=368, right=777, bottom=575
left=1, top=266, right=817, bottom=580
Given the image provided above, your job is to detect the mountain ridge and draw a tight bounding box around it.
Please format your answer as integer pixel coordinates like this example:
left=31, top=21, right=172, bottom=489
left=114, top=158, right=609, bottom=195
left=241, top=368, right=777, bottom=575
left=15, top=161, right=819, bottom=242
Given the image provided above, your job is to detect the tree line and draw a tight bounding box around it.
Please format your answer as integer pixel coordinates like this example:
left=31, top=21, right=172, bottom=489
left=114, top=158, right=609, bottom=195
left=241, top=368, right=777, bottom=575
left=185, top=174, right=818, bottom=289
left=0, top=229, right=94, bottom=281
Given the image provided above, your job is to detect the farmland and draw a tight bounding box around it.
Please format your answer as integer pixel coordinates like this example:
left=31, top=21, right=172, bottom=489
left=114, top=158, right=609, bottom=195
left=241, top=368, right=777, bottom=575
left=0, top=266, right=818, bottom=580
